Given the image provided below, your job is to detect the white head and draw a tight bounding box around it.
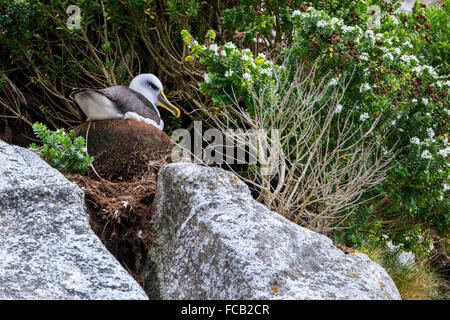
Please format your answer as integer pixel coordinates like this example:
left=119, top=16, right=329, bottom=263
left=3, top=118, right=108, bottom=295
left=129, top=74, right=180, bottom=118
left=129, top=74, right=162, bottom=103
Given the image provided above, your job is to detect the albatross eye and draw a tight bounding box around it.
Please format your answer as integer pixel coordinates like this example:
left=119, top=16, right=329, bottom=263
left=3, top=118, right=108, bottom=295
left=148, top=82, right=158, bottom=90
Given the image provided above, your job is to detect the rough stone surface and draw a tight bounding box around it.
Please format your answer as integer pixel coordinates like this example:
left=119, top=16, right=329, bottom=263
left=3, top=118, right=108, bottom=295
left=0, top=139, right=148, bottom=300
left=145, top=163, right=402, bottom=300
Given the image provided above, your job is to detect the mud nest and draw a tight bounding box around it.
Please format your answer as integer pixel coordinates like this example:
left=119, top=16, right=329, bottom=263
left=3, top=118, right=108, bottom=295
left=76, top=119, right=174, bottom=181
left=66, top=119, right=175, bottom=286
left=67, top=163, right=166, bottom=285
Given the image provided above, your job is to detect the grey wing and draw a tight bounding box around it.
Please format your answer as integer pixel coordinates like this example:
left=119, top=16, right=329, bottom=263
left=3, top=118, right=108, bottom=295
left=100, top=86, right=161, bottom=125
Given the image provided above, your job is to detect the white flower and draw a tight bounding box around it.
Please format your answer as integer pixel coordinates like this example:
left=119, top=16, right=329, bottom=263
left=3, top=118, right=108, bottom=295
left=413, top=65, right=438, bottom=78
left=224, top=42, right=236, bottom=50
left=242, top=73, right=252, bottom=82
left=330, top=18, right=342, bottom=26
left=335, top=104, right=343, bottom=113
left=341, top=25, right=355, bottom=34
left=404, top=41, right=413, bottom=49
left=400, top=55, right=419, bottom=64
left=391, top=120, right=396, bottom=126
left=393, top=48, right=401, bottom=56
left=422, top=98, right=429, bottom=106
left=412, top=98, right=418, bottom=103
left=438, top=147, right=450, bottom=158
left=382, top=52, right=394, bottom=62
left=426, top=128, right=435, bottom=138
left=242, top=54, right=251, bottom=62
left=364, top=29, right=375, bottom=43
left=411, top=137, right=420, bottom=145
left=360, top=112, right=370, bottom=122
left=317, top=20, right=327, bottom=28
left=421, top=149, right=432, bottom=160
left=360, top=53, right=369, bottom=61
left=204, top=73, right=211, bottom=83
left=260, top=68, right=272, bottom=77
left=257, top=53, right=266, bottom=59
left=328, top=78, right=339, bottom=86
left=443, top=184, right=449, bottom=191
left=360, top=83, right=371, bottom=92
left=400, top=55, right=410, bottom=63
left=292, top=10, right=301, bottom=17
left=225, top=70, right=233, bottom=78
left=327, top=17, right=343, bottom=30
left=209, top=44, right=219, bottom=55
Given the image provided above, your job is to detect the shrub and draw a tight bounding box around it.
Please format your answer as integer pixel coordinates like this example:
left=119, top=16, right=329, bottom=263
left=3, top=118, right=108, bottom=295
left=29, top=122, right=93, bottom=174
left=181, top=0, right=449, bottom=254
left=359, top=241, right=445, bottom=300
left=178, top=54, right=395, bottom=234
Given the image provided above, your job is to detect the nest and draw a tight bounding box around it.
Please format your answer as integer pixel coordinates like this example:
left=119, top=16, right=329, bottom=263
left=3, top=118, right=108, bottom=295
left=67, top=119, right=174, bottom=285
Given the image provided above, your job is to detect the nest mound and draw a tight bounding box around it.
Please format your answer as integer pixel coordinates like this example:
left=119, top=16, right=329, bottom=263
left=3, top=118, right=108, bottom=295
left=76, top=119, right=174, bottom=181
left=68, top=119, right=174, bottom=285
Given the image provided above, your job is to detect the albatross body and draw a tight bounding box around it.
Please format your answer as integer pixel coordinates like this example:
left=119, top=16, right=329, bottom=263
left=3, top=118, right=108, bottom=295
left=69, top=74, right=180, bottom=131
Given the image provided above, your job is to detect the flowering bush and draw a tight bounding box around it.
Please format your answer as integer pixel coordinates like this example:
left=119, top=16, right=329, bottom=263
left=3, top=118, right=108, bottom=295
left=288, top=3, right=449, bottom=253
left=182, top=0, right=449, bottom=254
left=181, top=29, right=276, bottom=111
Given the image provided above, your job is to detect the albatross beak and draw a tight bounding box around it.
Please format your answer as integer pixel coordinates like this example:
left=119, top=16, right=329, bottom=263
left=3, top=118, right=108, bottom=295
left=157, top=91, right=181, bottom=118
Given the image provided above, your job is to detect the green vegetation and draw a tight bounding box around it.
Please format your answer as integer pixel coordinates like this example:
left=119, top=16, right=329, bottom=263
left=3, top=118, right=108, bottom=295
left=182, top=1, right=449, bottom=256
left=1, top=0, right=448, bottom=298
left=359, top=241, right=446, bottom=300
left=29, top=122, right=93, bottom=173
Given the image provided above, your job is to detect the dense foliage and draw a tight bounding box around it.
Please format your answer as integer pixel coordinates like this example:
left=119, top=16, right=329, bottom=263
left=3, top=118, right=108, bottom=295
left=29, top=122, right=93, bottom=173
left=183, top=0, right=449, bottom=254
left=1, top=0, right=448, bottom=255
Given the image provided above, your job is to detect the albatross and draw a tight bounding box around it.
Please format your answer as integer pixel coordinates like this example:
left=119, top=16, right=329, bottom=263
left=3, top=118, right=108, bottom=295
left=69, top=74, right=180, bottom=131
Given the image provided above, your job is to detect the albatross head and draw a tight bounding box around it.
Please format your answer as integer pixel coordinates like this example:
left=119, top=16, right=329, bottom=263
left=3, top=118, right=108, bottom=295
left=129, top=74, right=181, bottom=118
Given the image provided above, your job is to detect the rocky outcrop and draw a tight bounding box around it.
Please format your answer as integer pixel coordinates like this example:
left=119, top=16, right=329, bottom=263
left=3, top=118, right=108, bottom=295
left=76, top=119, right=173, bottom=181
left=144, top=163, right=401, bottom=300
left=0, top=139, right=148, bottom=300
